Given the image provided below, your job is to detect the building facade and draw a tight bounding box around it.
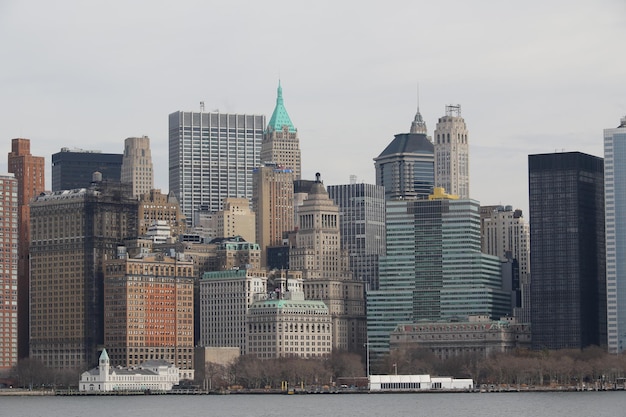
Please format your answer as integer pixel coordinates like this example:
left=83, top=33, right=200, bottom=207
left=260, top=81, right=301, bottom=180
left=168, top=111, right=265, bottom=225
left=0, top=175, right=18, bottom=370
left=52, top=148, right=122, bottom=191
left=138, top=189, right=186, bottom=238
left=605, top=116, right=626, bottom=353
left=290, top=174, right=367, bottom=353
left=198, top=269, right=268, bottom=354
left=79, top=349, right=180, bottom=392
left=389, top=316, right=531, bottom=360
left=29, top=181, right=138, bottom=369
left=7, top=138, right=45, bottom=360
left=247, top=290, right=332, bottom=359
left=480, top=205, right=530, bottom=323
left=327, top=182, right=386, bottom=291
left=121, top=136, right=154, bottom=198
left=253, top=163, right=295, bottom=267
left=211, top=197, right=256, bottom=244
left=103, top=252, right=195, bottom=375
left=367, top=189, right=510, bottom=359
left=434, top=105, right=469, bottom=199
left=374, top=123, right=435, bottom=200
left=529, top=152, right=606, bottom=350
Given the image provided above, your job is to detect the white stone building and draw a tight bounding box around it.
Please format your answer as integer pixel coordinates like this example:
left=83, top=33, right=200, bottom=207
left=79, top=349, right=179, bottom=392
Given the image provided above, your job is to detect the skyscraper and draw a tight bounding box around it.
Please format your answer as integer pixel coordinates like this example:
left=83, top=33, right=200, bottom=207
left=121, top=136, right=154, bottom=198
left=7, top=138, right=45, bottom=359
left=290, top=174, right=366, bottom=353
left=252, top=163, right=295, bottom=267
left=374, top=112, right=434, bottom=200
left=0, top=174, right=18, bottom=370
left=52, top=148, right=122, bottom=191
left=327, top=182, right=386, bottom=291
left=528, top=152, right=606, bottom=350
left=481, top=205, right=530, bottom=322
left=261, top=81, right=301, bottom=179
left=104, top=252, right=194, bottom=378
left=367, top=189, right=509, bottom=358
left=604, top=116, right=626, bottom=353
left=29, top=181, right=138, bottom=369
left=434, top=105, right=469, bottom=199
left=168, top=111, right=265, bottom=226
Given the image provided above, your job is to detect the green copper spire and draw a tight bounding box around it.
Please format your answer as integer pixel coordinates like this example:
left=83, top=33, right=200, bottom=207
left=267, top=80, right=296, bottom=133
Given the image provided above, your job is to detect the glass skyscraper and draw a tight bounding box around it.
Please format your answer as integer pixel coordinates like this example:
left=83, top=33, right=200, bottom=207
left=528, top=152, right=606, bottom=350
left=604, top=116, right=626, bottom=353
left=327, top=182, right=386, bottom=291
left=367, top=192, right=510, bottom=359
left=168, top=111, right=265, bottom=226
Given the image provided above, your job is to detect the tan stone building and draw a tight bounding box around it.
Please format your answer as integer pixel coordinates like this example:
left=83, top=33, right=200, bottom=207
left=211, top=197, right=255, bottom=244
left=389, top=316, right=531, bottom=360
left=138, top=189, right=186, bottom=237
left=247, top=290, right=332, bottom=359
left=29, top=181, right=138, bottom=369
left=121, top=136, right=154, bottom=199
left=253, top=163, right=295, bottom=267
left=261, top=81, right=301, bottom=180
left=289, top=174, right=366, bottom=353
left=103, top=252, right=195, bottom=379
left=434, top=105, right=470, bottom=199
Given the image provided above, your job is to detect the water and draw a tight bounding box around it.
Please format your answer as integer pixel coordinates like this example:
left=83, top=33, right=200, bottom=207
left=1, top=392, right=624, bottom=417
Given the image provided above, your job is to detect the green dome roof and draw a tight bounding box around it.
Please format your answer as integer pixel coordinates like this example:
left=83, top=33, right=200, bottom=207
left=267, top=81, right=296, bottom=133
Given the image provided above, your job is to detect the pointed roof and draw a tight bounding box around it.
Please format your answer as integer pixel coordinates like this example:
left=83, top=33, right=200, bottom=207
left=410, top=109, right=427, bottom=134
left=99, top=348, right=110, bottom=362
left=267, top=81, right=296, bottom=133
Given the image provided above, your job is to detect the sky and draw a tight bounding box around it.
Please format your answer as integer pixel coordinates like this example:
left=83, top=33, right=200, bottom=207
left=1, top=0, right=625, bottom=217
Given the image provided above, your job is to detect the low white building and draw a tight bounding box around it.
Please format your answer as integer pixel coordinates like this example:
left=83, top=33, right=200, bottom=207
left=79, top=349, right=180, bottom=392
left=369, top=374, right=473, bottom=391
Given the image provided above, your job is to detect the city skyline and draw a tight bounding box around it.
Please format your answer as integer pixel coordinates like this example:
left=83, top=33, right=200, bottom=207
left=1, top=1, right=625, bottom=216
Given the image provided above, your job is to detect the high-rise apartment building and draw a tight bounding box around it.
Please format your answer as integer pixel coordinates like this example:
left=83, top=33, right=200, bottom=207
left=0, top=175, right=18, bottom=370
left=29, top=181, right=138, bottom=369
left=52, top=148, right=122, bottom=191
left=434, top=105, right=469, bottom=199
left=529, top=152, right=606, bottom=350
left=367, top=189, right=510, bottom=358
left=327, top=182, right=386, bottom=291
left=121, top=136, right=154, bottom=198
left=7, top=138, right=45, bottom=359
left=253, top=163, right=295, bottom=267
left=604, top=116, right=626, bottom=353
left=104, top=252, right=195, bottom=379
left=374, top=115, right=434, bottom=200
left=168, top=111, right=265, bottom=225
left=260, top=82, right=301, bottom=179
left=290, top=174, right=366, bottom=353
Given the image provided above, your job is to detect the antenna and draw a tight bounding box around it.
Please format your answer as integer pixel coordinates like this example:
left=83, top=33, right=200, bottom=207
left=200, top=101, right=205, bottom=112
left=417, top=82, right=420, bottom=111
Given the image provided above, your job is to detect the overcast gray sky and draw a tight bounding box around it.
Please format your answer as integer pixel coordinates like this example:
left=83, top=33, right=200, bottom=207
left=1, top=0, right=625, bottom=216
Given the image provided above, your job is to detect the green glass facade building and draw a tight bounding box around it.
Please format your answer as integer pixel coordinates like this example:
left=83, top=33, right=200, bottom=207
left=367, top=197, right=510, bottom=359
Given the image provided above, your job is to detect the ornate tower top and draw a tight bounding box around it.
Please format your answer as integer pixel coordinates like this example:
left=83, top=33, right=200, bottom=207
left=267, top=81, right=296, bottom=133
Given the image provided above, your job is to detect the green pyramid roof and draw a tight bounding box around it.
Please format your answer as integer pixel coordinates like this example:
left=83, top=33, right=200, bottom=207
left=267, top=81, right=296, bottom=133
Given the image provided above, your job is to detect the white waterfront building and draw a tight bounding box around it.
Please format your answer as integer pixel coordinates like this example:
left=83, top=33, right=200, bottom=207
left=369, top=374, right=473, bottom=391
left=79, top=349, right=180, bottom=392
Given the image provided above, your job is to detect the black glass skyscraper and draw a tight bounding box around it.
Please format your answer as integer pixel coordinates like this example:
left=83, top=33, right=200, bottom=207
left=528, top=152, right=606, bottom=349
